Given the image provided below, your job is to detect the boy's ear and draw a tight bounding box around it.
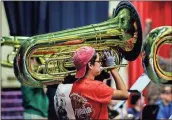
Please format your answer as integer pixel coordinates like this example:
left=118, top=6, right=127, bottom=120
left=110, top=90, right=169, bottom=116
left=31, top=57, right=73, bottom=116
left=88, top=62, right=93, bottom=69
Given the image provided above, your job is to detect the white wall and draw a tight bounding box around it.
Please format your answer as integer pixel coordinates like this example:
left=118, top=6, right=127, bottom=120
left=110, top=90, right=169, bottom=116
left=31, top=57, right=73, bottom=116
left=109, top=1, right=120, bottom=16
left=1, top=2, right=21, bottom=88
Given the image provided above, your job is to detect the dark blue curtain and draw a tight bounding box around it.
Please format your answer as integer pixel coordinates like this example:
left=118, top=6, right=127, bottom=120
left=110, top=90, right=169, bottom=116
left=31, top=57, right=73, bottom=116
left=4, top=1, right=109, bottom=120
left=4, top=1, right=109, bottom=36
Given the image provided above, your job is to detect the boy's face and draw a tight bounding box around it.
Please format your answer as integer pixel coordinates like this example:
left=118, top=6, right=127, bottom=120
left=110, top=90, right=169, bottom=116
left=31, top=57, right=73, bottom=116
left=90, top=53, right=102, bottom=76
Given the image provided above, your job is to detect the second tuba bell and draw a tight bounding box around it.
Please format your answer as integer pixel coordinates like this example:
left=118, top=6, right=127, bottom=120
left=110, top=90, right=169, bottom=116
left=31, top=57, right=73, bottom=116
left=142, top=26, right=172, bottom=85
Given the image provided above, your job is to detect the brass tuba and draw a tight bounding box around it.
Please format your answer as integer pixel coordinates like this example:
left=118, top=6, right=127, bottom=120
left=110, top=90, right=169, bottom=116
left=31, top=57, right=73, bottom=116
left=142, top=26, right=172, bottom=85
left=1, top=36, right=28, bottom=67
left=14, top=1, right=142, bottom=87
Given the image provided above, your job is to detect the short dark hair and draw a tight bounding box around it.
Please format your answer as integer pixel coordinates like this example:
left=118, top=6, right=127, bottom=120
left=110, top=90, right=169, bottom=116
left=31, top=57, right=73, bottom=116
left=160, top=85, right=172, bottom=94
left=63, top=74, right=77, bottom=84
left=130, top=92, right=141, bottom=105
left=88, top=52, right=97, bottom=65
left=85, top=52, right=97, bottom=76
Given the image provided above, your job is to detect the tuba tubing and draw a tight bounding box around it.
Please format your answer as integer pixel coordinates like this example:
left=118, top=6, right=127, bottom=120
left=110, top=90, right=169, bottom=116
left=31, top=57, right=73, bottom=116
left=1, top=36, right=29, bottom=67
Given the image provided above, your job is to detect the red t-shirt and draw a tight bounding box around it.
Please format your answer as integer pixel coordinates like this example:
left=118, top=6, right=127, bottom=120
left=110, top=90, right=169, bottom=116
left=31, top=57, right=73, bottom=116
left=69, top=78, right=114, bottom=120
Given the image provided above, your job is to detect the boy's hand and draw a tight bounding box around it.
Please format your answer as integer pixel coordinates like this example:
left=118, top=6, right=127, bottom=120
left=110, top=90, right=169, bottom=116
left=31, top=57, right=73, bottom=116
left=104, top=50, right=115, bottom=67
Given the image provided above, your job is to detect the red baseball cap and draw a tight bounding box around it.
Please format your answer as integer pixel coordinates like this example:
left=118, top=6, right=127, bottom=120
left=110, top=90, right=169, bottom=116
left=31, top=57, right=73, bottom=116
left=72, top=46, right=95, bottom=78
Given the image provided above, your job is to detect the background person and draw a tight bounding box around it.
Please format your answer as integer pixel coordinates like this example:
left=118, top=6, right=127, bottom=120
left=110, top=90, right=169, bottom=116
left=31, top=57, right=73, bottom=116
left=156, top=85, right=172, bottom=119
left=54, top=75, right=76, bottom=120
left=22, top=58, right=49, bottom=120
left=127, top=91, right=145, bottom=120
left=21, top=86, right=49, bottom=119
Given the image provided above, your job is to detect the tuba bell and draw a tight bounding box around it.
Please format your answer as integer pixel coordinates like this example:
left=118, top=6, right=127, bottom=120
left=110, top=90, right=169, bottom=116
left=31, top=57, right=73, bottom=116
left=142, top=26, right=172, bottom=85
left=14, top=1, right=142, bottom=87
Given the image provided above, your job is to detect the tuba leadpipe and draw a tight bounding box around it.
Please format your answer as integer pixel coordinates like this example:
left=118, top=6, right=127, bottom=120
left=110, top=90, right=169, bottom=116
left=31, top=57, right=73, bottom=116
left=14, top=1, right=142, bottom=87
